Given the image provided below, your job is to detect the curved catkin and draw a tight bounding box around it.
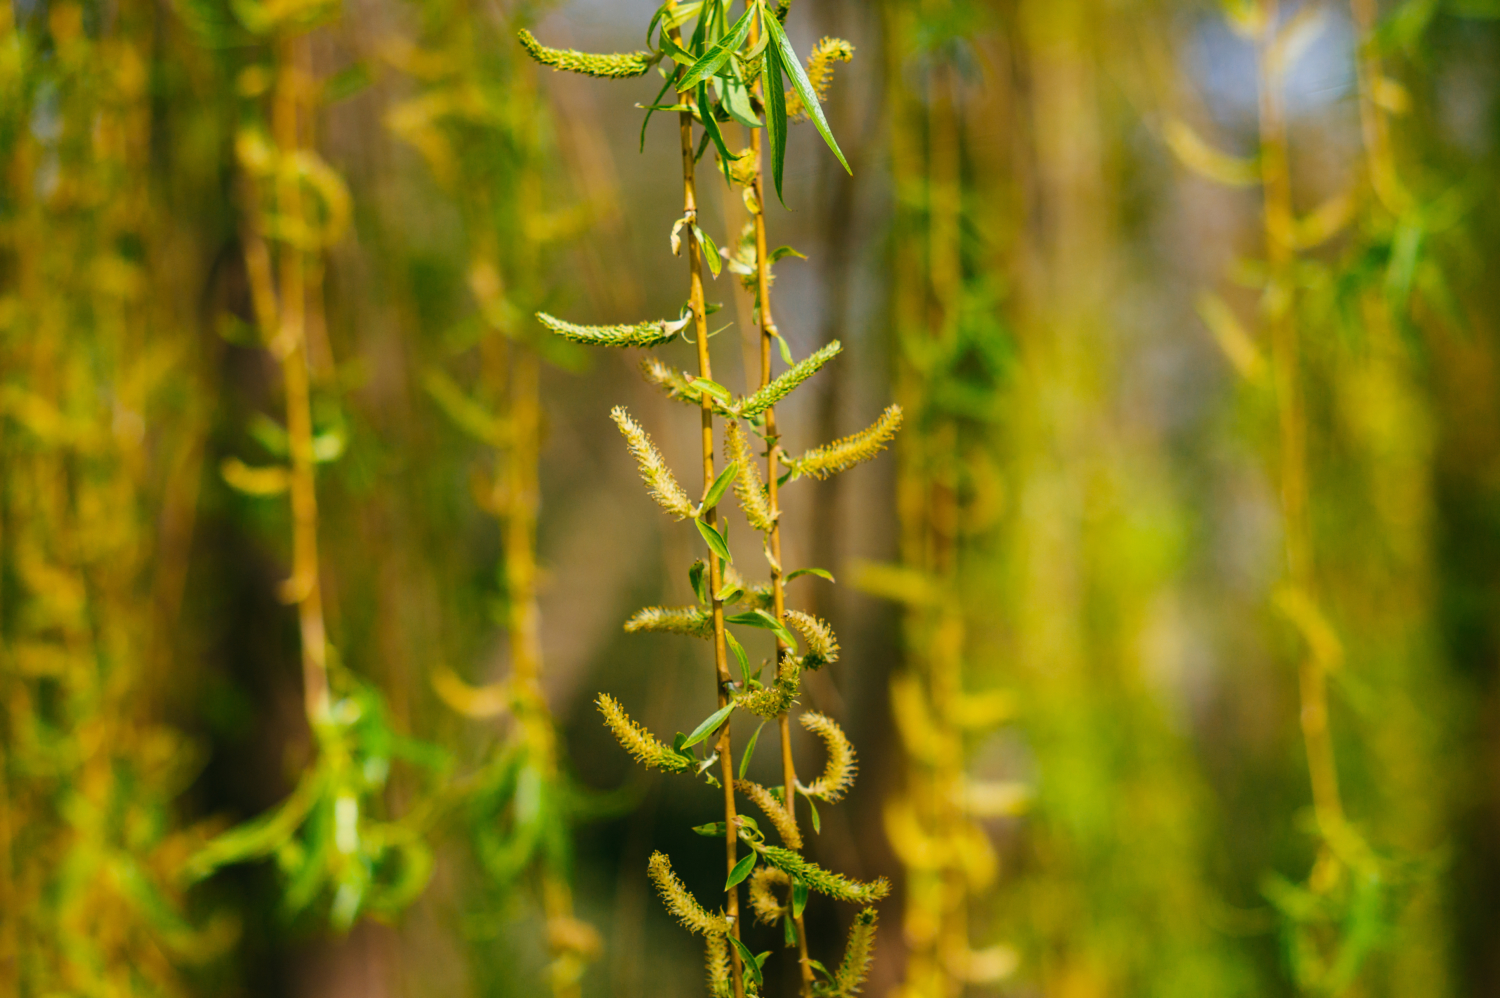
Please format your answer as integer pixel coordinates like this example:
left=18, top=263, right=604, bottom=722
left=786, top=38, right=855, bottom=121
left=787, top=609, right=838, bottom=668
left=736, top=341, right=842, bottom=418
left=726, top=421, right=775, bottom=533
left=648, top=851, right=729, bottom=936
left=516, top=29, right=655, bottom=79
left=831, top=908, right=878, bottom=996
left=800, top=711, right=857, bottom=802
left=625, top=605, right=714, bottom=639
left=610, top=407, right=697, bottom=520
left=757, top=845, right=891, bottom=904
left=597, top=695, right=691, bottom=773
left=790, top=404, right=903, bottom=480
left=747, top=865, right=792, bottom=924
left=537, top=311, right=680, bottom=348
left=735, top=779, right=802, bottom=850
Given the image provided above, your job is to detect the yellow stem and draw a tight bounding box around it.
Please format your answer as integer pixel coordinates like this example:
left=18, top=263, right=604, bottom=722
left=677, top=94, right=744, bottom=998
left=1256, top=0, right=1345, bottom=846
left=260, top=35, right=330, bottom=726
left=748, top=6, right=814, bottom=991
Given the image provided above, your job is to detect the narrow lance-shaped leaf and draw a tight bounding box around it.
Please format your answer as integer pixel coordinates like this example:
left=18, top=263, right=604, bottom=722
left=725, top=852, right=757, bottom=890
left=764, top=42, right=788, bottom=204
left=682, top=700, right=736, bottom=749
left=697, top=518, right=734, bottom=563
left=703, top=461, right=739, bottom=511
left=728, top=935, right=764, bottom=990
left=677, top=3, right=756, bottom=91
left=762, top=12, right=850, bottom=174
left=698, top=83, right=738, bottom=186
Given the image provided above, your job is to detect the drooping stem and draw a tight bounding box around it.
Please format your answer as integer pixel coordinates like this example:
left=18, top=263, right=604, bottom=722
left=678, top=96, right=745, bottom=998
left=255, top=34, right=330, bottom=725
left=1349, top=0, right=1404, bottom=214
left=748, top=7, right=814, bottom=992
left=1255, top=0, right=1345, bottom=849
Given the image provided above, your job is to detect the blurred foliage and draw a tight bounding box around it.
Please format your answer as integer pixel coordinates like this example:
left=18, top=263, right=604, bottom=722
left=3, top=0, right=1500, bottom=995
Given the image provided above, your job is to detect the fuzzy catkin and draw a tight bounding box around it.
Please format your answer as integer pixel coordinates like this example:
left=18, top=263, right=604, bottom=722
left=648, top=851, right=729, bottom=935
left=790, top=404, right=903, bottom=480
left=831, top=908, right=878, bottom=996
left=516, top=30, right=655, bottom=79
left=735, top=779, right=802, bottom=850
left=598, top=695, right=691, bottom=773
left=726, top=421, right=775, bottom=533
left=736, top=341, right=841, bottom=418
left=625, top=605, right=714, bottom=639
left=800, top=711, right=856, bottom=802
left=610, top=407, right=697, bottom=519
left=757, top=845, right=890, bottom=904
left=786, top=37, right=855, bottom=121
left=739, top=657, right=801, bottom=720
left=747, top=865, right=792, bottom=924
left=537, top=311, right=679, bottom=347
left=787, top=609, right=838, bottom=668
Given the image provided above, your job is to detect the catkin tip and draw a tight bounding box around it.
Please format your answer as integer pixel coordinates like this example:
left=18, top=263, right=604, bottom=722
left=800, top=710, right=857, bottom=802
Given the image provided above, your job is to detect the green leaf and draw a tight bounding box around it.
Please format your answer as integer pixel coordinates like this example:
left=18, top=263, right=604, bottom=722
left=704, top=461, right=739, bottom=509
left=775, top=330, right=794, bottom=366
left=693, top=821, right=727, bottom=837
left=808, top=958, right=832, bottom=981
left=763, top=12, right=850, bottom=174
left=806, top=794, right=821, bottom=833
left=792, top=877, right=809, bottom=917
left=678, top=3, right=756, bottom=91
left=716, top=581, right=746, bottom=604
left=694, top=224, right=723, bottom=277
left=725, top=609, right=798, bottom=650
left=729, top=934, right=764, bottom=989
left=764, top=44, right=788, bottom=204
left=639, top=73, right=676, bottom=152
left=786, top=567, right=834, bottom=583
left=739, top=720, right=765, bottom=779
left=690, top=559, right=710, bottom=604
left=769, top=245, right=806, bottom=263
left=697, top=518, right=734, bottom=564
left=695, top=378, right=733, bottom=402
left=725, top=630, right=752, bottom=683
left=726, top=852, right=757, bottom=890
left=722, top=78, right=762, bottom=127
left=682, top=700, right=736, bottom=749
left=697, top=83, right=738, bottom=187
left=784, top=913, right=798, bottom=946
